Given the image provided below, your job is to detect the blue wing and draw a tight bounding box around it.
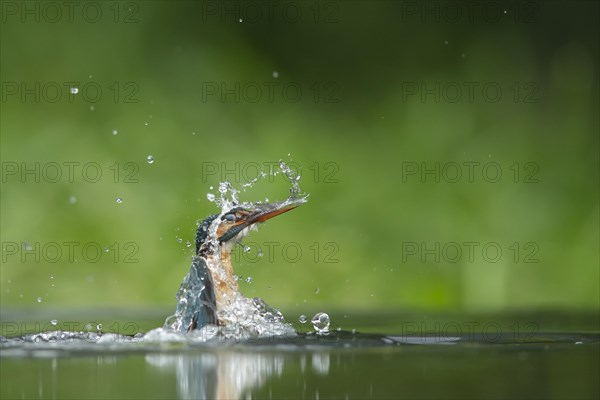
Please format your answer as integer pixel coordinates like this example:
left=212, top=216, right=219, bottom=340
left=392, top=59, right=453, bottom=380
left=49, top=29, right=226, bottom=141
left=174, top=256, right=218, bottom=332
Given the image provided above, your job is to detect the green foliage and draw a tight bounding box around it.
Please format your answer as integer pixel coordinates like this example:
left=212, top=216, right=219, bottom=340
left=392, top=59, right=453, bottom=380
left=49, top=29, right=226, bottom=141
left=1, top=2, right=598, bottom=314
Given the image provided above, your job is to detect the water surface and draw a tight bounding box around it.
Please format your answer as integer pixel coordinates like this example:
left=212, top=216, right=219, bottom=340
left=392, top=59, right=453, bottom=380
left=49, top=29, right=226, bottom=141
left=1, top=311, right=598, bottom=399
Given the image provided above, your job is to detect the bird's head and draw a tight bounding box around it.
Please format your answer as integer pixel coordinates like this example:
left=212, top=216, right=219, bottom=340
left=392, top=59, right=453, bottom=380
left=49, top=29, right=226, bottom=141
left=196, top=201, right=301, bottom=256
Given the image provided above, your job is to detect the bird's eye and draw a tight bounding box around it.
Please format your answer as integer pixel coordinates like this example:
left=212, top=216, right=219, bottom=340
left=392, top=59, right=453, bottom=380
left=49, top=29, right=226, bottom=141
left=222, top=213, right=236, bottom=222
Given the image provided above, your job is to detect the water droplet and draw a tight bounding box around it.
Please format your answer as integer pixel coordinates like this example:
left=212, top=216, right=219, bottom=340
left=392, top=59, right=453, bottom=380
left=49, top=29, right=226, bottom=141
left=146, top=155, right=154, bottom=164
left=96, top=324, right=103, bottom=333
left=112, top=129, right=118, bottom=136
left=176, top=237, right=183, bottom=243
left=234, top=275, right=240, bottom=282
left=257, top=249, right=263, bottom=257
left=207, top=193, right=215, bottom=201
left=50, top=319, right=58, bottom=326
left=444, top=40, right=448, bottom=45
left=70, top=87, right=79, bottom=94
left=238, top=18, right=243, bottom=22
left=299, top=315, right=307, bottom=324
left=144, top=121, right=149, bottom=126
left=351, top=329, right=356, bottom=334
left=88, top=74, right=93, bottom=78
left=36, top=297, right=42, bottom=303
left=89, top=105, right=95, bottom=111
left=272, top=71, right=279, bottom=78
left=68, top=195, right=77, bottom=204
left=23, top=242, right=32, bottom=251
left=311, top=312, right=330, bottom=334
left=243, top=246, right=251, bottom=253
left=104, top=247, right=110, bottom=253
left=185, top=241, right=192, bottom=248
left=192, top=131, right=196, bottom=135
left=116, top=197, right=123, bottom=204
left=314, top=287, right=320, bottom=295
left=245, top=276, right=252, bottom=284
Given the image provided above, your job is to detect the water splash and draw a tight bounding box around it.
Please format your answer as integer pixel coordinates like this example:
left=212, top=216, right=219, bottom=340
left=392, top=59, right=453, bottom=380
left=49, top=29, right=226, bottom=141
left=209, top=296, right=295, bottom=340
left=311, top=312, right=330, bottom=335
left=163, top=159, right=308, bottom=340
left=208, top=159, right=308, bottom=215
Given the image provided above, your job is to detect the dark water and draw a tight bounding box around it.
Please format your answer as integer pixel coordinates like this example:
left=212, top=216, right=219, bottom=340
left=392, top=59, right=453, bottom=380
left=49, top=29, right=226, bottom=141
left=1, top=312, right=599, bottom=400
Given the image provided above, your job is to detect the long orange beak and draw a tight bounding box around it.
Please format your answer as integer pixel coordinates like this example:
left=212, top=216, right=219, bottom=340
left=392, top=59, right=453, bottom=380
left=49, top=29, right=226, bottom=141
left=217, top=202, right=302, bottom=243
left=249, top=203, right=300, bottom=224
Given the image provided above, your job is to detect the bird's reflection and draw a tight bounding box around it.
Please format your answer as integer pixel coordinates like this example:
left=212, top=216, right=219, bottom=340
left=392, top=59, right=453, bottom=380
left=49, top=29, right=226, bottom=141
left=146, top=349, right=299, bottom=399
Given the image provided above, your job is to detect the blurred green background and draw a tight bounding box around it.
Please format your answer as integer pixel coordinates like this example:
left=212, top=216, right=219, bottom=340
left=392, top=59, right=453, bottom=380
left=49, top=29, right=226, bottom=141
left=1, top=1, right=598, bottom=325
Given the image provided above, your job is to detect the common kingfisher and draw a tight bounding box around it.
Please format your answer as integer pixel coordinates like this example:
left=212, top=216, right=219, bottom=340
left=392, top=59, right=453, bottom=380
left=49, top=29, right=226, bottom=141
left=173, top=201, right=301, bottom=332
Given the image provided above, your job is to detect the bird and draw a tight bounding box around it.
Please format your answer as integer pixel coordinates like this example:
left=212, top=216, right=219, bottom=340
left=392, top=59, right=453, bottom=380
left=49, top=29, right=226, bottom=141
left=170, top=201, right=301, bottom=333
